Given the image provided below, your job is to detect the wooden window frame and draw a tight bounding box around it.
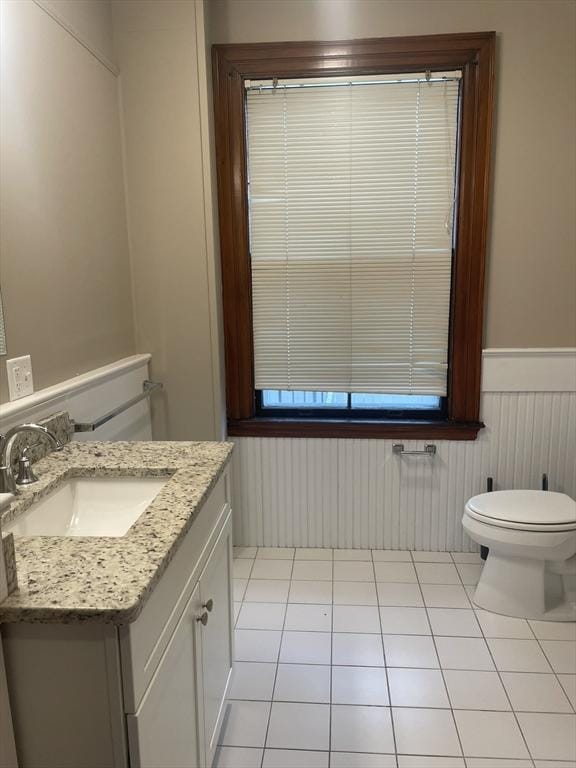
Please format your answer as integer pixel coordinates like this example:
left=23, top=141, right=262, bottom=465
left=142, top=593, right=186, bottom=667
left=213, top=32, right=496, bottom=440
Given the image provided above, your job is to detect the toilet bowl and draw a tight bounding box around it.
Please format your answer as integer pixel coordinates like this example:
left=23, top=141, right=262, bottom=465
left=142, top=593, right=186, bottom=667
left=462, top=490, right=576, bottom=622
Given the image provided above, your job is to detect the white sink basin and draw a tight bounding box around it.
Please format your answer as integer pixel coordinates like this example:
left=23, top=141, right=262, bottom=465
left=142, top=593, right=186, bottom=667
left=5, top=477, right=168, bottom=538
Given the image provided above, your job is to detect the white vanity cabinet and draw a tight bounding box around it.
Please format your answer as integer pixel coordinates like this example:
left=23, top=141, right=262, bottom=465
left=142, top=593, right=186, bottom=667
left=127, top=516, right=233, bottom=768
left=127, top=583, right=202, bottom=768
left=2, top=469, right=233, bottom=768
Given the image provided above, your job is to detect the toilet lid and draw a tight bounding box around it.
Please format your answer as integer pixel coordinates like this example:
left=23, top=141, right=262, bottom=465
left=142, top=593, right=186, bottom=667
left=466, top=490, right=576, bottom=527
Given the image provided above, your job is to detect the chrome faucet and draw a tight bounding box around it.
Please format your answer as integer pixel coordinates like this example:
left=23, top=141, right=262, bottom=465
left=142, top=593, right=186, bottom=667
left=0, top=424, right=63, bottom=494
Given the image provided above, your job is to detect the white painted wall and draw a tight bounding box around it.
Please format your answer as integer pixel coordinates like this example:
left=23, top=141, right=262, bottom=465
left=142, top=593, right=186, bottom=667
left=231, top=350, right=576, bottom=551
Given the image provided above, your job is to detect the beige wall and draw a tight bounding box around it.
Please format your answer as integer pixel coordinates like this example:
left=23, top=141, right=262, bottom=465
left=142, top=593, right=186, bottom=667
left=112, top=0, right=224, bottom=440
left=37, top=0, right=117, bottom=67
left=209, top=0, right=576, bottom=349
left=0, top=0, right=135, bottom=403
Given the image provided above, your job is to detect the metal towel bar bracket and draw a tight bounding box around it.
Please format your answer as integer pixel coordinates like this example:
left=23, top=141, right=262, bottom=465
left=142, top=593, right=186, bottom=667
left=73, top=380, right=163, bottom=433
left=393, top=443, right=437, bottom=456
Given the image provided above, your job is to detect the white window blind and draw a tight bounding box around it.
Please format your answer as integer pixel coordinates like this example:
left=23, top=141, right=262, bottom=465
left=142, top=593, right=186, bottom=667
left=246, top=72, right=461, bottom=396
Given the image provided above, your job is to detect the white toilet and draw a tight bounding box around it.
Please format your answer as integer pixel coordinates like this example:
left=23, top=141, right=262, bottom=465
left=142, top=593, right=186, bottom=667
left=463, top=490, right=576, bottom=621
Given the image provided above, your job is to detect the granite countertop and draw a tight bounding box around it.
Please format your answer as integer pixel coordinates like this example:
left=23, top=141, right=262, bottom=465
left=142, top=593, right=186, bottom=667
left=0, top=441, right=233, bottom=625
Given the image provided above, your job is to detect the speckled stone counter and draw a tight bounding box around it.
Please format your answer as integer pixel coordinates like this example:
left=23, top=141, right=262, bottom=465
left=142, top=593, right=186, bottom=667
left=0, top=441, right=233, bottom=625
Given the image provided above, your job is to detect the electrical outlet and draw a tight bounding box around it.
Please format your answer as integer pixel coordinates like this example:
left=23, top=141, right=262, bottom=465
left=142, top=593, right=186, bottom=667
left=6, top=355, right=34, bottom=401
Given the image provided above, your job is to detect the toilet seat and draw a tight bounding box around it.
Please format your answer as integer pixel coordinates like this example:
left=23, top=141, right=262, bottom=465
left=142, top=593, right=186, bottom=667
left=465, top=490, right=576, bottom=533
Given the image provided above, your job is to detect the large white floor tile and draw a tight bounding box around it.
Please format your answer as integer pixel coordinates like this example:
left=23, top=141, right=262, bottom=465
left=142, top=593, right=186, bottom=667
left=380, top=607, right=431, bottom=635
left=257, top=548, right=295, bottom=560
left=377, top=583, right=424, bottom=607
left=383, top=635, right=439, bottom=668
left=233, top=547, right=258, bottom=560
left=412, top=551, right=452, bottom=562
left=331, top=704, right=394, bottom=753
left=214, top=746, right=263, bottom=768
left=237, top=602, right=286, bottom=630
left=517, top=712, right=576, bottom=761
left=263, top=749, right=328, bottom=768
left=487, top=638, right=552, bottom=672
left=415, top=563, right=461, bottom=584
left=279, top=631, right=332, bottom=664
left=234, top=602, right=242, bottom=623
left=333, top=581, right=378, bottom=605
left=558, top=674, right=576, bottom=709
left=533, top=761, right=576, bottom=768
left=219, top=701, right=271, bottom=747
left=332, top=632, right=385, bottom=667
left=235, top=630, right=281, bottom=662
left=435, top=637, right=495, bottom=670
left=284, top=603, right=332, bottom=632
left=456, top=563, right=483, bottom=585
left=266, top=702, right=330, bottom=751
left=393, top=707, right=461, bottom=756
left=229, top=662, right=277, bottom=701
left=398, top=757, right=464, bottom=768
left=244, top=580, right=290, bottom=603
left=234, top=560, right=254, bottom=579
left=333, top=561, right=375, bottom=582
left=295, top=548, right=333, bottom=561
left=292, top=561, right=333, bottom=581
left=502, top=671, right=573, bottom=713
left=443, top=670, right=510, bottom=710
left=331, top=665, right=389, bottom=705
left=529, top=621, right=576, bottom=641
left=466, top=759, right=533, bottom=768
left=333, top=605, right=381, bottom=633
left=454, top=710, right=529, bottom=759
left=334, top=549, right=372, bottom=561
left=273, top=663, right=330, bottom=703
left=289, top=580, right=332, bottom=604
left=540, top=640, right=576, bottom=673
left=251, top=560, right=293, bottom=580
left=450, top=552, right=482, bottom=564
left=374, top=562, right=417, bottom=583
left=388, top=668, right=450, bottom=708
left=474, top=609, right=532, bottom=639
left=372, top=550, right=412, bottom=562
left=421, top=584, right=470, bottom=609
left=427, top=608, right=482, bottom=637
left=234, top=579, right=248, bottom=602
left=332, top=752, right=396, bottom=767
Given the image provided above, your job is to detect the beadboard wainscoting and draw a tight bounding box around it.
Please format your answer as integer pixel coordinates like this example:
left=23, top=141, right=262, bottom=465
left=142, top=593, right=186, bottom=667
left=230, top=350, right=576, bottom=551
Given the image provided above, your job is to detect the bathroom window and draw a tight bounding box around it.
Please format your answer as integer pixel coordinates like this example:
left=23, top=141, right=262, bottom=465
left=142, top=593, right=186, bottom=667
left=213, top=33, right=495, bottom=439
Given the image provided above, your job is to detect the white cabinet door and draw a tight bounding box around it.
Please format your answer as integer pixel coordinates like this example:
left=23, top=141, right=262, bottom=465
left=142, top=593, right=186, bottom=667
left=127, top=583, right=202, bottom=768
left=197, top=513, right=233, bottom=766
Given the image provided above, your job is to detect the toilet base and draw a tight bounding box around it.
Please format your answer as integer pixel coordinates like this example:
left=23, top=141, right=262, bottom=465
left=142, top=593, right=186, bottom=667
left=473, top=552, right=576, bottom=622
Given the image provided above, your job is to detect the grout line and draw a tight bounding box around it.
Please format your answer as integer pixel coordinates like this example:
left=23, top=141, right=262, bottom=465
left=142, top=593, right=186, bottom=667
left=528, top=623, right=576, bottom=714
left=373, top=553, right=398, bottom=764
left=415, top=568, right=466, bottom=761
left=328, top=553, right=334, bottom=767
left=458, top=564, right=536, bottom=764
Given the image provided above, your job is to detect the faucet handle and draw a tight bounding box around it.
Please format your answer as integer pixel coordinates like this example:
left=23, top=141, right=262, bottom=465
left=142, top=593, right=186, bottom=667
left=15, top=448, right=39, bottom=486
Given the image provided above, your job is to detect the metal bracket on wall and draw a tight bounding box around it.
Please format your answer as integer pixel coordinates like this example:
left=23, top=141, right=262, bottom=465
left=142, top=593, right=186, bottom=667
left=392, top=444, right=437, bottom=456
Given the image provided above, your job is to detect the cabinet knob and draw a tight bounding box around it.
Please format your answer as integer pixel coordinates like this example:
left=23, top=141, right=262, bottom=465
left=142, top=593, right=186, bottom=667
left=203, top=599, right=214, bottom=613
left=197, top=611, right=209, bottom=626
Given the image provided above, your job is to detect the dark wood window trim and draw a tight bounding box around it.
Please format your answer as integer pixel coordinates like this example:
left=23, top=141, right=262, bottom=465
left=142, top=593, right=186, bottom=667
left=212, top=32, right=496, bottom=440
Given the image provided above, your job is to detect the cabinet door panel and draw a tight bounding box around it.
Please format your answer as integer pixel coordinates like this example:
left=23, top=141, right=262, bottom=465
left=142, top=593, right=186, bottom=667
left=127, top=584, right=202, bottom=768
left=198, top=513, right=233, bottom=765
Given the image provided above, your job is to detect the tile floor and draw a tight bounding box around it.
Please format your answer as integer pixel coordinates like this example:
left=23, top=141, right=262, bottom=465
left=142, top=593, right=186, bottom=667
left=216, top=547, right=576, bottom=768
